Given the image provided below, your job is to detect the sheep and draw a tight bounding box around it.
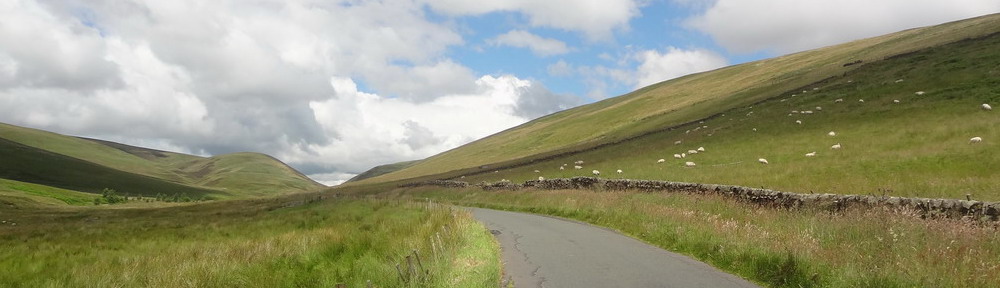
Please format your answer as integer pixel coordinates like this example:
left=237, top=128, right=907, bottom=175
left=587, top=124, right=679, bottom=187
left=983, top=103, right=993, bottom=111
left=460, top=176, right=465, bottom=179
left=758, top=158, right=769, bottom=164
left=895, top=79, right=904, bottom=83
left=686, top=130, right=690, bottom=134
left=802, top=111, right=813, bottom=114
left=970, top=137, right=982, bottom=144
left=674, top=140, right=682, bottom=145
left=538, top=176, right=545, bottom=181
left=681, top=153, right=687, bottom=158
left=795, top=120, right=802, bottom=124
left=673, top=154, right=682, bottom=159
left=697, top=147, right=706, bottom=152
left=828, top=131, right=836, bottom=137
left=617, top=169, right=623, bottom=174
left=658, top=158, right=666, bottom=163
left=815, top=106, right=823, bottom=111
left=534, top=170, right=540, bottom=173
left=752, top=128, right=758, bottom=132
left=831, top=143, right=842, bottom=149
left=893, top=99, right=900, bottom=103
left=592, top=170, right=600, bottom=176
left=685, top=161, right=696, bottom=167
left=859, top=99, right=865, bottom=103
left=835, top=98, right=844, bottom=103
left=813, top=87, right=820, bottom=91
left=559, top=166, right=565, bottom=170
left=702, top=125, right=708, bottom=129
left=574, top=165, right=583, bottom=170
left=805, top=152, right=817, bottom=157
left=915, top=91, right=925, bottom=95
left=688, top=149, right=698, bottom=154
left=574, top=160, right=584, bottom=165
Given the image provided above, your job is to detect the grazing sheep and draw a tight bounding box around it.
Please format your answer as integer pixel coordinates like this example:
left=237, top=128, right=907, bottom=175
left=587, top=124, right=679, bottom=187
left=534, top=170, right=540, bottom=173
left=795, top=120, right=802, bottom=124
left=686, top=130, right=690, bottom=134
left=538, top=176, right=545, bottom=181
left=815, top=106, right=822, bottom=111
left=681, top=153, right=687, bottom=158
left=805, top=152, right=817, bottom=157
left=559, top=166, right=565, bottom=170
left=893, top=99, right=900, bottom=103
left=674, top=140, right=682, bottom=145
left=792, top=110, right=799, bottom=114
left=673, top=154, right=682, bottom=159
left=752, top=128, right=758, bottom=132
left=758, top=158, right=769, bottom=164
left=983, top=103, right=993, bottom=110
left=697, top=147, right=706, bottom=152
left=970, top=137, right=983, bottom=144
left=574, top=160, right=584, bottom=165
left=617, top=169, right=623, bottom=174
left=688, top=149, right=698, bottom=154
left=802, top=111, right=813, bottom=114
left=592, top=170, right=601, bottom=176
left=460, top=176, right=465, bottom=179
left=685, top=161, right=696, bottom=167
left=658, top=158, right=666, bottom=163
left=915, top=91, right=925, bottom=95
left=813, top=87, right=819, bottom=91
left=832, top=143, right=842, bottom=149
left=574, top=165, right=583, bottom=170
left=859, top=99, right=865, bottom=103
left=828, top=131, right=836, bottom=137
left=895, top=79, right=904, bottom=83
left=702, top=125, right=708, bottom=129
left=835, top=98, right=844, bottom=103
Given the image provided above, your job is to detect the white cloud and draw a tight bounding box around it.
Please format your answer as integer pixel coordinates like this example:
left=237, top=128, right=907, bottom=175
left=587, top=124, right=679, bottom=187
left=489, top=30, right=571, bottom=56
left=420, top=0, right=642, bottom=40
left=686, top=0, right=1000, bottom=54
left=633, top=47, right=728, bottom=88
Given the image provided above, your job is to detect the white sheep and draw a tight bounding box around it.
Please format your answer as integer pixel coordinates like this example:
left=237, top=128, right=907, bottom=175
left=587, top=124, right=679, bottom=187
left=831, top=143, right=842, bottom=149
left=835, top=98, right=844, bottom=103
left=674, top=140, right=682, bottom=145
left=792, top=110, right=799, bottom=114
left=795, top=120, right=802, bottom=124
left=805, top=152, right=817, bottom=157
left=538, top=176, right=545, bottom=181
left=559, top=166, right=565, bottom=170
left=915, top=91, right=925, bottom=95
left=828, top=131, right=836, bottom=137
left=574, top=165, right=583, bottom=170
left=688, top=149, right=698, bottom=154
left=859, top=99, right=865, bottom=103
left=813, top=87, right=819, bottom=91
left=658, top=158, right=666, bottom=163
left=893, top=99, right=900, bottom=103
left=697, top=147, right=706, bottom=152
left=617, top=169, right=623, bottom=174
left=970, top=137, right=982, bottom=144
left=758, top=158, right=769, bottom=164
left=983, top=103, right=992, bottom=111
left=574, top=160, right=584, bottom=165
left=802, top=111, right=813, bottom=114
left=534, top=170, right=540, bottom=173
left=673, top=154, right=682, bottom=159
left=592, top=170, right=600, bottom=176
left=681, top=153, right=686, bottom=158
left=752, top=128, right=758, bottom=132
left=815, top=106, right=822, bottom=111
left=685, top=161, right=696, bottom=167
left=895, top=79, right=904, bottom=83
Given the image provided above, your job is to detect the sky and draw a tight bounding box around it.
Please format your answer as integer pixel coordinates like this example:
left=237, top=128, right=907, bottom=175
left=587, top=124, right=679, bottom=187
left=1, top=1, right=998, bottom=185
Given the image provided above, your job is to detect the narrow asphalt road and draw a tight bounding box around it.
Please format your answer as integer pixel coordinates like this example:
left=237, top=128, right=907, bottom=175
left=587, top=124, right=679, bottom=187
left=471, top=208, right=760, bottom=288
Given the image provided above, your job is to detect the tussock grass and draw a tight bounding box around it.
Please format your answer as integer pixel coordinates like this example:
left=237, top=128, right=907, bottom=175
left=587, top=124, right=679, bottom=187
left=0, top=196, right=500, bottom=287
left=400, top=187, right=1000, bottom=287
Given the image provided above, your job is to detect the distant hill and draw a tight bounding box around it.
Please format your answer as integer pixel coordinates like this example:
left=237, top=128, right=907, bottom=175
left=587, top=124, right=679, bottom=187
left=345, top=160, right=421, bottom=183
left=0, top=122, right=324, bottom=204
left=351, top=13, right=1000, bottom=200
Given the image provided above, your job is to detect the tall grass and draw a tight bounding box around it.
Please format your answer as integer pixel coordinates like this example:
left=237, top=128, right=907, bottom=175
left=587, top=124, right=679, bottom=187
left=0, top=196, right=500, bottom=287
left=398, top=187, right=1000, bottom=287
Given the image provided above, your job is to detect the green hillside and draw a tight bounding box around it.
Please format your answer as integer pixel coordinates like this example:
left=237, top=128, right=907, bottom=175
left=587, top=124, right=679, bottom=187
left=0, top=122, right=324, bottom=202
left=345, top=160, right=421, bottom=183
left=354, top=14, right=1000, bottom=200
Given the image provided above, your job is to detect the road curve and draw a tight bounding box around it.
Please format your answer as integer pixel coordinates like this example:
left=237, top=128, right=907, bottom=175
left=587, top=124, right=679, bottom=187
left=471, top=208, right=760, bottom=288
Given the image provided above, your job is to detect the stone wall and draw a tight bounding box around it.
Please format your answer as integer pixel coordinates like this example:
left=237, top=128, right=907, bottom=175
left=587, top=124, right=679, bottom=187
left=403, top=177, right=1000, bottom=221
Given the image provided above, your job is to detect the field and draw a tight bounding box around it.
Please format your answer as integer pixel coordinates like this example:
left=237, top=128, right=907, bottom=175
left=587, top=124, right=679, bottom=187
left=0, top=195, right=500, bottom=287
left=388, top=186, right=1000, bottom=288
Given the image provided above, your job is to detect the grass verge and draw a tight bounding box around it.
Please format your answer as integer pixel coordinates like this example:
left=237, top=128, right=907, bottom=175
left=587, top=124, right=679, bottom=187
left=0, top=196, right=500, bottom=287
left=392, top=187, right=1000, bottom=287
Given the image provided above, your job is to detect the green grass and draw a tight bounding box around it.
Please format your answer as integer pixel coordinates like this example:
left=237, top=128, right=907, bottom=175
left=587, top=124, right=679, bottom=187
left=0, top=195, right=500, bottom=287
left=392, top=187, right=1000, bottom=288
left=356, top=14, right=1000, bottom=202
left=0, top=178, right=96, bottom=206
left=364, top=19, right=1000, bottom=201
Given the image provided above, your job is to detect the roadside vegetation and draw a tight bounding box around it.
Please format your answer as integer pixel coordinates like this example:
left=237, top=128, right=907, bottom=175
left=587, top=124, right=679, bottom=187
left=0, top=195, right=500, bottom=287
left=392, top=187, right=1000, bottom=288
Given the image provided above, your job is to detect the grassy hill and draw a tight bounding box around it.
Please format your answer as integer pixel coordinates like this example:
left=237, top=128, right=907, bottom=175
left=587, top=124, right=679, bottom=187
left=345, top=160, right=421, bottom=183
left=0, top=122, right=324, bottom=203
left=354, top=14, right=1000, bottom=200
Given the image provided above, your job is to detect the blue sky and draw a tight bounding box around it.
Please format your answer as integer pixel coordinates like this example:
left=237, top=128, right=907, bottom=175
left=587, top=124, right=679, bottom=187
left=1, top=0, right=998, bottom=184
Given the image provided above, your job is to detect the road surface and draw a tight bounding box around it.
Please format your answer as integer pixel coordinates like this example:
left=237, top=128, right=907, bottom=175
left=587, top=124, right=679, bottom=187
left=471, top=208, right=760, bottom=288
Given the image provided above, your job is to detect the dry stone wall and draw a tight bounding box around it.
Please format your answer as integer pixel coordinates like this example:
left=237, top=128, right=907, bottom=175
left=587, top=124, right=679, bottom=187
left=403, top=177, right=1000, bottom=221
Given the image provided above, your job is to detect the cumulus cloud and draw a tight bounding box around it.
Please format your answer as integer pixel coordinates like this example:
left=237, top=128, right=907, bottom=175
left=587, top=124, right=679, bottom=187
left=0, top=0, right=583, bottom=185
left=686, top=0, right=1000, bottom=54
left=633, top=47, right=728, bottom=88
left=489, top=30, right=571, bottom=56
left=420, top=0, right=642, bottom=40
